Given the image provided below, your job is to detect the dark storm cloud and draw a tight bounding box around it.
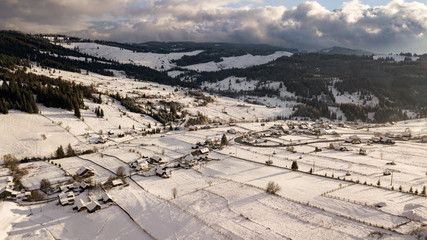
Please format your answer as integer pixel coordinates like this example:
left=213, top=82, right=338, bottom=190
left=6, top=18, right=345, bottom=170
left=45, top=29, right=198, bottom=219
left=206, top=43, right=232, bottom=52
left=1, top=0, right=427, bottom=53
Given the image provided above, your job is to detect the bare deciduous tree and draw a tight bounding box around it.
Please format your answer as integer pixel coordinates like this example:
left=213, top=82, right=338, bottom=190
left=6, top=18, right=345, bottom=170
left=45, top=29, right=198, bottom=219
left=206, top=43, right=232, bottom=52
left=172, top=187, right=178, bottom=199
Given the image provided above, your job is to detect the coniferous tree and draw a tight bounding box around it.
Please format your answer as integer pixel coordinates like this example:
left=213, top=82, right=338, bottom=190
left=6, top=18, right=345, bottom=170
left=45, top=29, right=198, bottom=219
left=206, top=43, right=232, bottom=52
left=66, top=144, right=75, bottom=157
left=291, top=161, right=298, bottom=170
left=74, top=106, right=81, bottom=118
left=221, top=134, right=229, bottom=146
left=56, top=145, right=65, bottom=158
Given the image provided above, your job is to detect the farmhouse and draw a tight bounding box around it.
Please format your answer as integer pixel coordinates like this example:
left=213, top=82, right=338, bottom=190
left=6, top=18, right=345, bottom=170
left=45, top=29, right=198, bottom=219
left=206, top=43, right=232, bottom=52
left=76, top=166, right=95, bottom=178
left=129, top=159, right=149, bottom=171
left=101, top=192, right=113, bottom=203
left=73, top=199, right=88, bottom=212
left=155, top=166, right=170, bottom=178
left=112, top=179, right=124, bottom=187
left=422, top=136, right=427, bottom=143
left=380, top=137, right=395, bottom=144
left=328, top=143, right=348, bottom=151
left=179, top=155, right=198, bottom=168
left=58, top=192, right=75, bottom=206
left=149, top=156, right=162, bottom=164
left=199, top=147, right=209, bottom=155
left=227, top=128, right=237, bottom=134
left=86, top=200, right=101, bottom=213
left=345, top=135, right=361, bottom=144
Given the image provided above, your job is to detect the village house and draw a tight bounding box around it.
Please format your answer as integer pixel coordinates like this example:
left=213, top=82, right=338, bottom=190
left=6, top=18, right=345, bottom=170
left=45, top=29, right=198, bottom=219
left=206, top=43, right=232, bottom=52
left=179, top=155, right=198, bottom=168
left=379, top=137, right=395, bottom=144
left=101, top=192, right=113, bottom=203
left=149, top=156, right=162, bottom=164
left=112, top=178, right=124, bottom=187
left=199, top=147, right=209, bottom=155
left=155, top=166, right=170, bottom=178
left=76, top=166, right=95, bottom=178
left=73, top=199, right=88, bottom=212
left=58, top=192, right=75, bottom=206
left=328, top=143, right=348, bottom=151
left=345, top=135, right=361, bottom=144
left=227, top=128, right=237, bottom=134
left=129, top=159, right=149, bottom=171
left=86, top=200, right=101, bottom=213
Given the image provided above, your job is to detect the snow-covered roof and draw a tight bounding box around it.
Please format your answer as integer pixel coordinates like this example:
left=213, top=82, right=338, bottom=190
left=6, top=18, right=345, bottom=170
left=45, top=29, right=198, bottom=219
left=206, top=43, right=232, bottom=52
left=199, top=148, right=209, bottom=154
left=86, top=200, right=101, bottom=212
left=101, top=192, right=113, bottom=203
left=73, top=199, right=87, bottom=210
left=112, top=179, right=124, bottom=186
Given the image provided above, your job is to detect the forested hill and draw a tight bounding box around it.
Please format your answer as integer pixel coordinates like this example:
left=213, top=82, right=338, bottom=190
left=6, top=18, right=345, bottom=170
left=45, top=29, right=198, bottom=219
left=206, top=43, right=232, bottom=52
left=0, top=31, right=176, bottom=86
left=193, top=52, right=427, bottom=121
left=1, top=30, right=427, bottom=122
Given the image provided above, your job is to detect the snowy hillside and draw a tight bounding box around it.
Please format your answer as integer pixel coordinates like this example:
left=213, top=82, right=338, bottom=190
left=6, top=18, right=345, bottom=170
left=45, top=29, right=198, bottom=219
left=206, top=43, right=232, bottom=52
left=1, top=51, right=427, bottom=239
left=61, top=42, right=202, bottom=70
left=61, top=42, right=291, bottom=72
left=182, top=51, right=292, bottom=72
left=373, top=54, right=419, bottom=62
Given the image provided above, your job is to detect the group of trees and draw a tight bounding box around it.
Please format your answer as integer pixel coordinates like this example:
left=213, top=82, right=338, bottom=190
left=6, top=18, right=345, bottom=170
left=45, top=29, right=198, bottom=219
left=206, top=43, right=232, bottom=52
left=55, top=144, right=76, bottom=159
left=2, top=30, right=427, bottom=123
left=0, top=68, right=97, bottom=117
left=95, top=106, right=104, bottom=118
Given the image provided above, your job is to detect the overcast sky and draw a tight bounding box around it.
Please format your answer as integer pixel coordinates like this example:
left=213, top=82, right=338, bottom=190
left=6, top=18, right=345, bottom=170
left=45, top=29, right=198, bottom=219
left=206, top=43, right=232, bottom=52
left=1, top=0, right=427, bottom=53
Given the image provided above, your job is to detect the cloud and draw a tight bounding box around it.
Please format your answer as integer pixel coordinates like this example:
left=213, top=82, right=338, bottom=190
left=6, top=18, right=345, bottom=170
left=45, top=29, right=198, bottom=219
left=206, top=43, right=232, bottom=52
left=1, top=0, right=427, bottom=53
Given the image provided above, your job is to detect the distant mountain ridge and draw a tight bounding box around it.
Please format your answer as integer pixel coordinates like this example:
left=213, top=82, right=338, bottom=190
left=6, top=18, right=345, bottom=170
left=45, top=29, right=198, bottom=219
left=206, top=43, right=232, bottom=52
left=1, top=30, right=427, bottom=123
left=319, top=46, right=372, bottom=56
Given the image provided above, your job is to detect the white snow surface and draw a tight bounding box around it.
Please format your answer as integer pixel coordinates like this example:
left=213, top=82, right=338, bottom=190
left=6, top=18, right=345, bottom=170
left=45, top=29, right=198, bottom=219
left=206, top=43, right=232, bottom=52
left=373, top=55, right=419, bottom=62
left=61, top=42, right=202, bottom=70
left=182, top=51, right=292, bottom=72
left=1, top=63, right=427, bottom=239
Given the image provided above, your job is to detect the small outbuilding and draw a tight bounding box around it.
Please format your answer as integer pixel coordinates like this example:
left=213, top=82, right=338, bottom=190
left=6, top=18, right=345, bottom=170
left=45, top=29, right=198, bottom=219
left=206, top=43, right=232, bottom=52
left=86, top=200, right=101, bottom=213
left=101, top=192, right=113, bottom=203
left=149, top=156, right=162, bottom=164
left=76, top=166, right=95, bottom=178
left=112, top=179, right=124, bottom=187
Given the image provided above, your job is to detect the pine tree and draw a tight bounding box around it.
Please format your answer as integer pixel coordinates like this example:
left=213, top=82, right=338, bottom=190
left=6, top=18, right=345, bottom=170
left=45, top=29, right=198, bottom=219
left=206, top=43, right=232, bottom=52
left=0, top=98, right=8, bottom=114
left=56, top=145, right=65, bottom=158
left=221, top=134, right=229, bottom=146
left=74, top=106, right=81, bottom=118
left=100, top=109, right=104, bottom=118
left=291, top=161, right=298, bottom=170
left=66, top=144, right=75, bottom=157
left=422, top=186, right=426, bottom=195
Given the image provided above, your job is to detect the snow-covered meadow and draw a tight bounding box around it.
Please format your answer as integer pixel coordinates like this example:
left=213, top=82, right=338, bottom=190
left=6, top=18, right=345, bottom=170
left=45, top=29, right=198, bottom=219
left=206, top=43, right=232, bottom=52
left=1, top=64, right=427, bottom=239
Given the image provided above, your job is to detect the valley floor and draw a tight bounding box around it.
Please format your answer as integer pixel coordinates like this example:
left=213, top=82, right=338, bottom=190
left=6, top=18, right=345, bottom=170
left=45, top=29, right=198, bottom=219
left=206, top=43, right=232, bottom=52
left=1, top=66, right=427, bottom=240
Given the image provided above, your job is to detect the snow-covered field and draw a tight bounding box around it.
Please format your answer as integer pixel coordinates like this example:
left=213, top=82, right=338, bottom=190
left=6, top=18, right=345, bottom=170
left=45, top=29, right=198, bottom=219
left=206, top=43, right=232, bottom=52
left=373, top=55, right=419, bottom=62
left=61, top=42, right=202, bottom=70
left=182, top=51, right=292, bottom=72
left=60, top=42, right=291, bottom=72
left=1, top=65, right=427, bottom=239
